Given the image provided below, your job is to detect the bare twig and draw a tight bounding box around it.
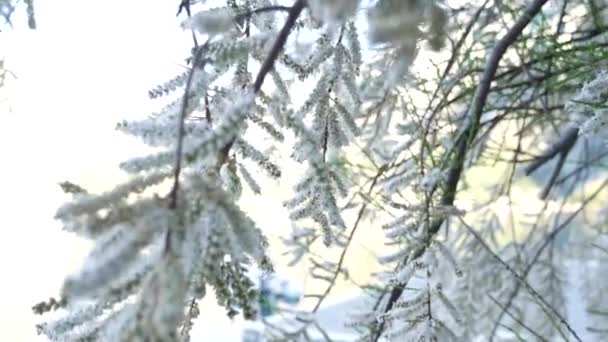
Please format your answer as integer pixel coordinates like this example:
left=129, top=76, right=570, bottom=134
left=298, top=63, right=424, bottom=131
left=420, top=0, right=492, bottom=166
left=176, top=0, right=199, bottom=47
left=488, top=293, right=551, bottom=342
left=169, top=45, right=207, bottom=210
left=459, top=216, right=582, bottom=342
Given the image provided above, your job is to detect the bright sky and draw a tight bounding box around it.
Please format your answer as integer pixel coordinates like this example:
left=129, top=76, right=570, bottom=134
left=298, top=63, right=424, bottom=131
left=0, top=1, right=195, bottom=340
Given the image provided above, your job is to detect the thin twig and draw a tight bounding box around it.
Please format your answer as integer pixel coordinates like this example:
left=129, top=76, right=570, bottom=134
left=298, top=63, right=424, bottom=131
left=165, top=43, right=208, bottom=254
left=488, top=293, right=551, bottom=342
left=312, top=165, right=388, bottom=313
left=591, top=242, right=608, bottom=254
left=458, top=216, right=582, bottom=342
left=420, top=0, right=491, bottom=166
left=176, top=0, right=199, bottom=47
left=169, top=45, right=207, bottom=210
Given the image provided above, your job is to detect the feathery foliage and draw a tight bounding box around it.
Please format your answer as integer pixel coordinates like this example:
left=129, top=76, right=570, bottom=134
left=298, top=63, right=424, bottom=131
left=30, top=0, right=608, bottom=341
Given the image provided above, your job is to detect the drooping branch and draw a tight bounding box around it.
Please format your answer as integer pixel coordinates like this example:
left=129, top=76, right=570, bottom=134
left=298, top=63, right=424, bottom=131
left=371, top=0, right=550, bottom=340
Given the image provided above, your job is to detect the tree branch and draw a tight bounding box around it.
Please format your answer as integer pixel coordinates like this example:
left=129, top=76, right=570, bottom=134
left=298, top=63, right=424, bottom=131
left=524, top=126, right=578, bottom=176
left=165, top=42, right=209, bottom=253
left=167, top=0, right=305, bottom=253
left=371, top=0, right=550, bottom=339
left=524, top=126, right=578, bottom=199
left=218, top=0, right=306, bottom=167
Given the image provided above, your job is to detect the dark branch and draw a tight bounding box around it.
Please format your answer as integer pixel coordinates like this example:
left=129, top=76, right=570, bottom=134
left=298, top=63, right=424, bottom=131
left=524, top=126, right=578, bottom=199
left=218, top=0, right=306, bottom=167
left=169, top=45, right=207, bottom=211
left=524, top=126, right=578, bottom=176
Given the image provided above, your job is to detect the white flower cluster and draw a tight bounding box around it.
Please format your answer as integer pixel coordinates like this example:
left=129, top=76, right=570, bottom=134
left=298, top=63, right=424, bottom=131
left=308, top=0, right=360, bottom=26
left=181, top=8, right=235, bottom=36
left=420, top=168, right=444, bottom=192
left=366, top=0, right=447, bottom=85
left=567, top=70, right=608, bottom=138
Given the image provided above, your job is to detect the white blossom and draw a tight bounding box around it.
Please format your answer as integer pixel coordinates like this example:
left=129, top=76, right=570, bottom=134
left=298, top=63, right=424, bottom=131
left=182, top=8, right=234, bottom=36
left=308, top=0, right=359, bottom=26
